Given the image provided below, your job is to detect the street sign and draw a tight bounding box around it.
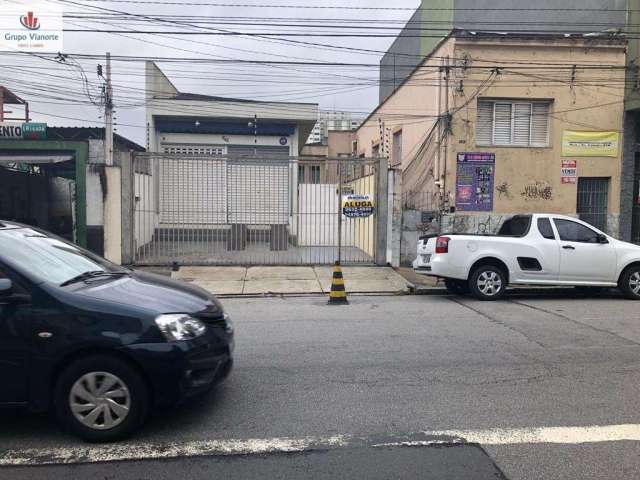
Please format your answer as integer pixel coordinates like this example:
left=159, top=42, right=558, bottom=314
left=342, top=193, right=375, bottom=218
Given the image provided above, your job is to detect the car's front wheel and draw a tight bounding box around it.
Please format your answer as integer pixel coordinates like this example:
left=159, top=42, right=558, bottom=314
left=469, top=265, right=507, bottom=301
left=619, top=265, right=640, bottom=300
left=54, top=355, right=149, bottom=442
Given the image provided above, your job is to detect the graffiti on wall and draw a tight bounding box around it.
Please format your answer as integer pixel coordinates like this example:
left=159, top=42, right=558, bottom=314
left=521, top=182, right=553, bottom=201
left=496, top=182, right=512, bottom=200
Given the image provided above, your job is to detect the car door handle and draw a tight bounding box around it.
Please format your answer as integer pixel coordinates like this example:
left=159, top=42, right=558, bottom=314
left=562, top=245, right=576, bottom=250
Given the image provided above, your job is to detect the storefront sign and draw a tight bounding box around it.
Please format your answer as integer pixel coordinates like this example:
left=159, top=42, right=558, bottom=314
left=0, top=123, right=23, bottom=139
left=21, top=122, right=47, bottom=140
left=342, top=194, right=375, bottom=218
left=0, top=122, right=47, bottom=140
left=455, top=152, right=495, bottom=212
left=0, top=3, right=63, bottom=52
left=561, top=159, right=577, bottom=184
left=562, top=131, right=619, bottom=157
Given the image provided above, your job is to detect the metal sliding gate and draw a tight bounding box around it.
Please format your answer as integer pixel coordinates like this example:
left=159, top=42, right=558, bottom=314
left=131, top=153, right=380, bottom=266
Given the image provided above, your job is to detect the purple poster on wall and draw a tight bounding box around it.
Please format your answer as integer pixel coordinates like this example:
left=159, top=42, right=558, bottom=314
left=455, top=152, right=495, bottom=212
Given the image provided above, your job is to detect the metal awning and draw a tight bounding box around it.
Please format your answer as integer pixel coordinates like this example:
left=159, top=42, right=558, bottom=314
left=0, top=154, right=73, bottom=164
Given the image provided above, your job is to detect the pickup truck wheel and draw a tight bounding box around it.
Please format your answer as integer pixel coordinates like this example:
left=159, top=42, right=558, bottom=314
left=619, top=266, right=640, bottom=300
left=445, top=279, right=470, bottom=296
left=469, top=266, right=506, bottom=301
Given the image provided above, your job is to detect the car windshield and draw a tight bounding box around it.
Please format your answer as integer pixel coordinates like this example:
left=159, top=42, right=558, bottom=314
left=0, top=227, right=123, bottom=285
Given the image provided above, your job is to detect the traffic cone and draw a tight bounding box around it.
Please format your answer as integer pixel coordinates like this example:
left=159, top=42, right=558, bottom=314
left=328, top=262, right=349, bottom=305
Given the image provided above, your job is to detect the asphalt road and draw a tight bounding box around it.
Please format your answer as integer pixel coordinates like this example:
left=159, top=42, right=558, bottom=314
left=2, top=291, right=640, bottom=479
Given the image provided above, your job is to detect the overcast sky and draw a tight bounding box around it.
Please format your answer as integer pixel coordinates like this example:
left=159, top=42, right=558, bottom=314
left=0, top=0, right=420, bottom=145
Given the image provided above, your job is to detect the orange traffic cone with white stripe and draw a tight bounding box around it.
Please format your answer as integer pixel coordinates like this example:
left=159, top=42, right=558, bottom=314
left=328, top=262, right=348, bottom=305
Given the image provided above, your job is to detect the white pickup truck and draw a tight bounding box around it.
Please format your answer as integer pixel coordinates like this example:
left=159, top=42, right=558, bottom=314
left=413, top=214, right=640, bottom=301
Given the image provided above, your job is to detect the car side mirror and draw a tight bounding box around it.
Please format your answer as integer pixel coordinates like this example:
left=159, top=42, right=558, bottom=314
left=597, top=234, right=609, bottom=244
left=0, top=279, right=12, bottom=297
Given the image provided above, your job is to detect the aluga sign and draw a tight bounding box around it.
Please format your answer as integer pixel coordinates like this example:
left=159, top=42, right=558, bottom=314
left=342, top=194, right=375, bottom=218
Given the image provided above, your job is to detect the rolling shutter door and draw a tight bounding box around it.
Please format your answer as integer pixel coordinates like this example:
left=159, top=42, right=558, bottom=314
left=227, top=159, right=289, bottom=224
left=159, top=145, right=226, bottom=225
left=227, top=145, right=290, bottom=157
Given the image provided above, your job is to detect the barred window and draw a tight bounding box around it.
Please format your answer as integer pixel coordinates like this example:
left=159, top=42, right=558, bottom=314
left=476, top=100, right=550, bottom=147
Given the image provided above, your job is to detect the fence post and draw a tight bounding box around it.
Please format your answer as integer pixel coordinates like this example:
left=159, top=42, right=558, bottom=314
left=120, top=151, right=135, bottom=265
left=375, top=155, right=389, bottom=266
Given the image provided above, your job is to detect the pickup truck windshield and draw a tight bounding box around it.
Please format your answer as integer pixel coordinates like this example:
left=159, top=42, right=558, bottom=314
left=0, top=227, right=123, bottom=285
left=497, top=216, right=532, bottom=237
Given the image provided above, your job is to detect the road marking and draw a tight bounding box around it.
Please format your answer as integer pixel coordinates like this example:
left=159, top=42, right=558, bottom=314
left=429, top=425, right=640, bottom=445
left=3, top=425, right=640, bottom=467
left=0, top=436, right=347, bottom=466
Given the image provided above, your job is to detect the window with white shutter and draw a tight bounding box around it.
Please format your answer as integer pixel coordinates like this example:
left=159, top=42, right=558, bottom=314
left=493, top=103, right=513, bottom=145
left=530, top=103, right=550, bottom=146
left=513, top=103, right=532, bottom=146
left=476, top=101, right=493, bottom=145
left=476, top=100, right=550, bottom=147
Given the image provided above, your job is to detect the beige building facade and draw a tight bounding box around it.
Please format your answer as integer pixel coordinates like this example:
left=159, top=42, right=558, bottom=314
left=357, top=34, right=627, bottom=236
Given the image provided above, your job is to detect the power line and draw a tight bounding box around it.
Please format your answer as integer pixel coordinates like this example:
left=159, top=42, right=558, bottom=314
left=57, top=1, right=640, bottom=12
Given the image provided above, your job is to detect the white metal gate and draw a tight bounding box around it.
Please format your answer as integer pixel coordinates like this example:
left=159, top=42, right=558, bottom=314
left=132, top=153, right=380, bottom=265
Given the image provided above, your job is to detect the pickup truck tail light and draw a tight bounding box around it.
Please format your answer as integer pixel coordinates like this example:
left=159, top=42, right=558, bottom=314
left=435, top=236, right=450, bottom=254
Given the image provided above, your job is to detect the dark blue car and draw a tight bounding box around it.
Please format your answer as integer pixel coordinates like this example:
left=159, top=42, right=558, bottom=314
left=0, top=221, right=234, bottom=442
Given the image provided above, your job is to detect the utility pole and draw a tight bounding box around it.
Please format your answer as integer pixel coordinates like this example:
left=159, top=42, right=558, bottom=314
left=104, top=52, right=114, bottom=166
left=337, top=155, right=343, bottom=265
left=442, top=56, right=450, bottom=211
left=253, top=114, right=258, bottom=155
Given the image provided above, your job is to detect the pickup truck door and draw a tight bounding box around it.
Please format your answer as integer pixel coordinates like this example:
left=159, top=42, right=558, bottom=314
left=517, top=217, right=560, bottom=282
left=553, top=218, right=617, bottom=283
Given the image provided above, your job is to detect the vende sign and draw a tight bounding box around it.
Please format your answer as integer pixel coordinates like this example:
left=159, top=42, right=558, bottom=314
left=0, top=3, right=63, bottom=52
left=0, top=123, right=23, bottom=139
left=561, top=159, right=578, bottom=184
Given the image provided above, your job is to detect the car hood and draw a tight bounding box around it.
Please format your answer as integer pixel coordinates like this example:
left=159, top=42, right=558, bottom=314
left=68, top=270, right=224, bottom=318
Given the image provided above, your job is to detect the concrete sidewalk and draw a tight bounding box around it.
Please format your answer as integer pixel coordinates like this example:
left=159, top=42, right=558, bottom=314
left=171, top=266, right=412, bottom=296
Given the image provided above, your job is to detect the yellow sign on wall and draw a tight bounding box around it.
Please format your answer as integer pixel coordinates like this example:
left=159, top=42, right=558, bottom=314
left=562, top=131, right=619, bottom=157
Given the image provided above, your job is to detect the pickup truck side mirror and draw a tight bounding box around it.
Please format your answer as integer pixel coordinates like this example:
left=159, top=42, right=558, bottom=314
left=597, top=234, right=609, bottom=244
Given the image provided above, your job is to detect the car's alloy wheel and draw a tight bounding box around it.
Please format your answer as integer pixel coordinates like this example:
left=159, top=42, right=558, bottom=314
left=470, top=266, right=506, bottom=301
left=477, top=271, right=502, bottom=296
left=69, top=372, right=131, bottom=431
left=630, top=272, right=640, bottom=296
